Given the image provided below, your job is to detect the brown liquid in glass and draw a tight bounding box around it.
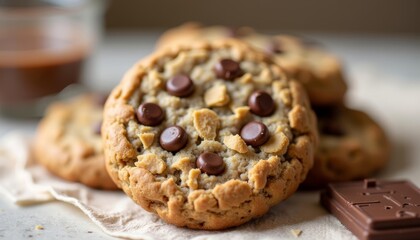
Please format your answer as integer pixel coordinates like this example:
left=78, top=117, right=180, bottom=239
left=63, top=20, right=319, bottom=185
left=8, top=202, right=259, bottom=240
left=0, top=29, right=89, bottom=104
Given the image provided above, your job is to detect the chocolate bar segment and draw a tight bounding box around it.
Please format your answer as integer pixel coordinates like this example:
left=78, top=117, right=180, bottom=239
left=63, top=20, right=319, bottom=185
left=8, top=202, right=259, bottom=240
left=321, top=179, right=420, bottom=240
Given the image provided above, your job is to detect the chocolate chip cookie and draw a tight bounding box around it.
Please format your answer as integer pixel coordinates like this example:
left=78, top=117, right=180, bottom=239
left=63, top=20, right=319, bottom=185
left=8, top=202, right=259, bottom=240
left=102, top=39, right=317, bottom=229
left=303, top=106, right=390, bottom=188
left=157, top=23, right=347, bottom=106
left=34, top=94, right=118, bottom=190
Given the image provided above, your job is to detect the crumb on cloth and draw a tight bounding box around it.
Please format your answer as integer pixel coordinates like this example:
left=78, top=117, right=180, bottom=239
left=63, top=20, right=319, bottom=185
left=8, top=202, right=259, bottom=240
left=291, top=229, right=302, bottom=237
left=34, top=225, right=44, bottom=230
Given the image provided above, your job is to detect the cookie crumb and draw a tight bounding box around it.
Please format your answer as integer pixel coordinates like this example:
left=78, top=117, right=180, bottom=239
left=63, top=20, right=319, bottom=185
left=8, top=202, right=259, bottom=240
left=291, top=229, right=302, bottom=237
left=34, top=225, right=44, bottom=230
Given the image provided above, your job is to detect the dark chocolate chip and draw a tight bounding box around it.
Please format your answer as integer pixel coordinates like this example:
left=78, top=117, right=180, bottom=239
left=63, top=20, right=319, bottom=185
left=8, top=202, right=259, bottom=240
left=266, top=41, right=284, bottom=54
left=159, top=126, right=188, bottom=152
left=196, top=152, right=225, bottom=175
left=240, top=121, right=270, bottom=147
left=248, top=91, right=275, bottom=117
left=136, top=103, right=164, bottom=126
left=166, top=75, right=195, bottom=97
left=214, top=59, right=244, bottom=80
left=93, top=120, right=102, bottom=135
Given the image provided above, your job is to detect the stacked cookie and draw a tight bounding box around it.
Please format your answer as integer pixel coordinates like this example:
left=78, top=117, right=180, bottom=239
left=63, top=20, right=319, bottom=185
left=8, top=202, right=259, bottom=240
left=102, top=40, right=317, bottom=229
left=34, top=94, right=118, bottom=190
left=33, top=23, right=390, bottom=230
left=158, top=23, right=390, bottom=188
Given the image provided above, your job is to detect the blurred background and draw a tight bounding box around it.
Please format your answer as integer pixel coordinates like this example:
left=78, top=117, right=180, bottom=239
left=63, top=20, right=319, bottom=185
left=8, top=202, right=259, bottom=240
left=105, top=0, right=420, bottom=34
left=93, top=0, right=420, bottom=93
left=0, top=0, right=419, bottom=120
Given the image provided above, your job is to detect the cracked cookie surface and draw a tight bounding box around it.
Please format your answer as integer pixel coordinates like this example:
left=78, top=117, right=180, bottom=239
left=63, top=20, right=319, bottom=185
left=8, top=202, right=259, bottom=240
left=34, top=94, right=118, bottom=190
left=157, top=23, right=347, bottom=106
left=102, top=40, right=317, bottom=229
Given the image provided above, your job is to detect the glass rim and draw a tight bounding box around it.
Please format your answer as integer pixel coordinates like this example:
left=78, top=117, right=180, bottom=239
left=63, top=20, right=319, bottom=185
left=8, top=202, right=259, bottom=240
left=0, top=0, right=107, bottom=19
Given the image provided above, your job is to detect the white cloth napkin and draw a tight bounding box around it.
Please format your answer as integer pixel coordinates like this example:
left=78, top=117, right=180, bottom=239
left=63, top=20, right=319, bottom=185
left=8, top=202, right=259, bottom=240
left=0, top=132, right=356, bottom=240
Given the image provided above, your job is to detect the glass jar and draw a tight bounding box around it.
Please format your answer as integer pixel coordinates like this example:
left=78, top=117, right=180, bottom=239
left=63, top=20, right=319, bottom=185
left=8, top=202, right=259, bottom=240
left=0, top=0, right=106, bottom=117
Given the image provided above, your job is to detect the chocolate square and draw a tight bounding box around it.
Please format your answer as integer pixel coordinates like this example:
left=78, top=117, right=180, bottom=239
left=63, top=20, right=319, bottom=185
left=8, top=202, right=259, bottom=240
left=321, top=179, right=420, bottom=240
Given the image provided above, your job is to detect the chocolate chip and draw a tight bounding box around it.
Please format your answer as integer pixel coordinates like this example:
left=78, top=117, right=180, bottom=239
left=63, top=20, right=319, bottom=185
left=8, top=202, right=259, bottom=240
left=166, top=75, right=195, bottom=97
left=248, top=91, right=275, bottom=116
left=159, top=126, right=188, bottom=152
left=240, top=121, right=270, bottom=147
left=266, top=41, right=284, bottom=54
left=93, top=120, right=102, bottom=135
left=196, top=152, right=225, bottom=175
left=214, top=59, right=244, bottom=80
left=136, top=103, right=164, bottom=126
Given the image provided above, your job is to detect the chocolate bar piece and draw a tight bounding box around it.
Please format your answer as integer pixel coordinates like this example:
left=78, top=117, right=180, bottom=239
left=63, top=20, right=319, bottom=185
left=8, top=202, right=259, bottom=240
left=321, top=179, right=420, bottom=240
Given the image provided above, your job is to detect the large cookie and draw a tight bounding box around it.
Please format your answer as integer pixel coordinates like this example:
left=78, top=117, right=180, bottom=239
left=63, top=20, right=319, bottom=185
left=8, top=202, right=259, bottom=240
left=102, top=39, right=317, bottom=229
left=34, top=94, right=118, bottom=190
left=303, top=106, right=390, bottom=188
left=157, top=23, right=347, bottom=106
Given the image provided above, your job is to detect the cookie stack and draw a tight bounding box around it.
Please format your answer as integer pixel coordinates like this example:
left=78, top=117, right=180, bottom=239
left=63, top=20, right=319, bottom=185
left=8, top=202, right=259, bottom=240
left=157, top=23, right=390, bottom=188
left=33, top=23, right=390, bottom=230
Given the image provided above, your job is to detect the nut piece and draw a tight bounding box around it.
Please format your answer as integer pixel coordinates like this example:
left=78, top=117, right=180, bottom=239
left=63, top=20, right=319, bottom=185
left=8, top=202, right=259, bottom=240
left=139, top=133, right=155, bottom=149
left=193, top=109, right=220, bottom=140
left=136, top=153, right=167, bottom=174
left=223, top=134, right=248, bottom=153
left=170, top=157, right=193, bottom=171
left=204, top=84, right=230, bottom=107
left=261, top=132, right=290, bottom=154
left=238, top=72, right=253, bottom=84
left=255, top=68, right=272, bottom=84
left=187, top=169, right=201, bottom=190
left=233, top=106, right=250, bottom=120
left=142, top=69, right=163, bottom=92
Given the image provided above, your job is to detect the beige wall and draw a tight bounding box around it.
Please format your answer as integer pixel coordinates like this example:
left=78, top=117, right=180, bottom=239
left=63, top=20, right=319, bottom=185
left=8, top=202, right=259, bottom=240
left=105, top=0, right=420, bottom=33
